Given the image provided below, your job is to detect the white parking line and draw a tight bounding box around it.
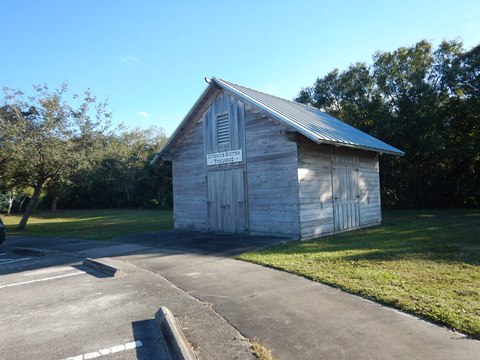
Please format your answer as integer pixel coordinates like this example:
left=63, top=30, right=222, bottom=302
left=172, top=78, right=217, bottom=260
left=0, top=253, right=7, bottom=256
left=61, top=340, right=143, bottom=360
left=0, top=257, right=31, bottom=265
left=21, top=266, right=78, bottom=277
left=0, top=271, right=85, bottom=289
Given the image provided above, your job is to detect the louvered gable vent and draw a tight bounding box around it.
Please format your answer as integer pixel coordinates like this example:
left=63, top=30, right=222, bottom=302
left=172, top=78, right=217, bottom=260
left=217, top=113, right=230, bottom=145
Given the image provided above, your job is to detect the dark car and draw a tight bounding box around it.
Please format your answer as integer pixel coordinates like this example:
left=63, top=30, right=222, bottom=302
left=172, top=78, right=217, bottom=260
left=0, top=218, right=6, bottom=245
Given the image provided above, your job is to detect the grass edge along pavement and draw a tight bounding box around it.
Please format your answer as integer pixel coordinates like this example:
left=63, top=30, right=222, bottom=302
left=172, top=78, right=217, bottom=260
left=4, top=208, right=479, bottom=339
left=251, top=340, right=273, bottom=360
left=2, top=209, right=173, bottom=240
left=237, top=209, right=480, bottom=340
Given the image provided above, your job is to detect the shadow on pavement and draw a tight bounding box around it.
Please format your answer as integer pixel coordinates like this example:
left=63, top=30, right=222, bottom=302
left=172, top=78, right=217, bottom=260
left=0, top=230, right=289, bottom=277
left=113, top=230, right=290, bottom=257
left=132, top=319, right=169, bottom=360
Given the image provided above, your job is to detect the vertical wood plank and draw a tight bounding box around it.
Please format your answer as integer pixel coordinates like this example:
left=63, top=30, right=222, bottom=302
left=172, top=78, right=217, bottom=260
left=230, top=95, right=238, bottom=150
left=206, top=167, right=246, bottom=233
left=238, top=100, right=245, bottom=153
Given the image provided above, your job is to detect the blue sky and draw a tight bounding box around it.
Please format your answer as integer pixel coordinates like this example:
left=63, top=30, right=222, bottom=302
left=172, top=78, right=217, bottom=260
left=2, top=0, right=479, bottom=136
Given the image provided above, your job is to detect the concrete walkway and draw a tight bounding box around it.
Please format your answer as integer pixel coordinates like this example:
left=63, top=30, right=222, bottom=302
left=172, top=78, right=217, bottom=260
left=8, top=231, right=480, bottom=359
left=111, top=231, right=480, bottom=360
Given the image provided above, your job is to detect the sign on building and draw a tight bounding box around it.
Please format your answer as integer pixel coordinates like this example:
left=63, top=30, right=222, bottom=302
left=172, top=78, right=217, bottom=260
left=206, top=149, right=243, bottom=166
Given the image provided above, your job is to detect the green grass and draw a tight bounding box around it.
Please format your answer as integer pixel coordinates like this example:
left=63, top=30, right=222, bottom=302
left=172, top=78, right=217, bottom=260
left=2, top=209, right=173, bottom=240
left=237, top=209, right=480, bottom=339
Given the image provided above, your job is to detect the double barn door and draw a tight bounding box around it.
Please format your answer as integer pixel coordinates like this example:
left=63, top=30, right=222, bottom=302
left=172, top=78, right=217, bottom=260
left=207, top=168, right=247, bottom=233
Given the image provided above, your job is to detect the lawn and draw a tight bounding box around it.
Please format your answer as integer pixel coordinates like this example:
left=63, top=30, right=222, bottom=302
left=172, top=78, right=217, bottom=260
left=237, top=209, right=480, bottom=339
left=2, top=209, right=173, bottom=240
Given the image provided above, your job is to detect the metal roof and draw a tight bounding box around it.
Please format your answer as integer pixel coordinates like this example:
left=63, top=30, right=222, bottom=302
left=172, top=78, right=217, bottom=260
left=153, top=77, right=404, bottom=164
left=213, top=78, right=404, bottom=155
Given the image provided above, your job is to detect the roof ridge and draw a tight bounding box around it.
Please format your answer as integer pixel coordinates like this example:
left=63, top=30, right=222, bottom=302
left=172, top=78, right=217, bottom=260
left=215, top=78, right=331, bottom=127
left=216, top=77, right=320, bottom=111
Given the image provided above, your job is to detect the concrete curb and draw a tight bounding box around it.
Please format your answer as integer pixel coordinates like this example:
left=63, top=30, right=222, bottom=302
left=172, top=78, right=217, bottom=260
left=155, top=307, right=196, bottom=360
left=12, top=247, right=52, bottom=257
left=83, top=258, right=123, bottom=277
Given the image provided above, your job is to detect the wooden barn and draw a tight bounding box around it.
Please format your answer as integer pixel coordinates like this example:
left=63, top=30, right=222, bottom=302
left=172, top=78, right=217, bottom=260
left=153, top=78, right=403, bottom=239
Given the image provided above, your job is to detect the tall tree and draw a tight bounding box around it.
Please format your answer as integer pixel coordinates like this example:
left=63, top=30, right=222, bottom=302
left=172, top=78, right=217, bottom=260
left=93, top=126, right=168, bottom=208
left=444, top=43, right=480, bottom=206
left=0, top=84, right=111, bottom=229
left=296, top=39, right=480, bottom=208
left=0, top=105, right=28, bottom=215
left=51, top=125, right=170, bottom=210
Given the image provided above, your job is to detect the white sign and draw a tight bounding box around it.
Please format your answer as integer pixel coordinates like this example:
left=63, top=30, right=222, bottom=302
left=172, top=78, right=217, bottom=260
left=207, top=149, right=243, bottom=166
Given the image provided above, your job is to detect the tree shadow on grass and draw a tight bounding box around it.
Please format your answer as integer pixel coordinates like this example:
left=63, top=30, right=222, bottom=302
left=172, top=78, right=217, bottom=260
left=4, top=210, right=173, bottom=240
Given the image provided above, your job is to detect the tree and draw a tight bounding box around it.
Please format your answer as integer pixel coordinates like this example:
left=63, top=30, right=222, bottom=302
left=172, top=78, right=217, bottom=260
left=89, top=126, right=168, bottom=208
left=444, top=43, right=480, bottom=206
left=0, top=107, right=18, bottom=212
left=0, top=84, right=111, bottom=229
left=296, top=39, right=480, bottom=208
left=46, top=125, right=170, bottom=210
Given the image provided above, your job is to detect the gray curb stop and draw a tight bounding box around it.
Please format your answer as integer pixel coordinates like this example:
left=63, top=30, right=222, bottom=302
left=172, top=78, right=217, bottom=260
left=155, top=307, right=196, bottom=360
left=83, top=258, right=123, bottom=277
left=12, top=247, right=52, bottom=257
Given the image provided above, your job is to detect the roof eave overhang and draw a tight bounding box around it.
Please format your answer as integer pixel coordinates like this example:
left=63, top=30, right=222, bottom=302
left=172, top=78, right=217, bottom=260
left=314, top=138, right=404, bottom=156
left=151, top=153, right=161, bottom=166
left=151, top=82, right=219, bottom=165
left=151, top=152, right=173, bottom=166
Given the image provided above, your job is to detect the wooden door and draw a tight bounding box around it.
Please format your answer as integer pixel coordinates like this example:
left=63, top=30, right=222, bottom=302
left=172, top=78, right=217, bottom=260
left=332, top=165, right=360, bottom=231
left=207, top=168, right=247, bottom=233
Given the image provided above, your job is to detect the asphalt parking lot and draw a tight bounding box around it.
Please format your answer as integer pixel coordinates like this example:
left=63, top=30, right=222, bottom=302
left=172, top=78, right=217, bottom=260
left=0, top=247, right=169, bottom=360
left=4, top=231, right=479, bottom=360
left=0, top=239, right=256, bottom=360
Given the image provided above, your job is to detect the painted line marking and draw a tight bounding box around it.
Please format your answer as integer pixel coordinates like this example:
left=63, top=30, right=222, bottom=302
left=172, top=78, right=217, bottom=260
left=21, top=266, right=76, bottom=277
left=0, top=257, right=31, bottom=265
left=0, top=253, right=7, bottom=256
left=0, top=271, right=85, bottom=289
left=185, top=271, right=201, bottom=277
left=61, top=340, right=143, bottom=360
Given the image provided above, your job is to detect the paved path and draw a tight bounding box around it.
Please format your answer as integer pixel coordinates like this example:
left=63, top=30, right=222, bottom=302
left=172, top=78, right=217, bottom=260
left=112, top=231, right=480, bottom=360
left=7, top=231, right=480, bottom=360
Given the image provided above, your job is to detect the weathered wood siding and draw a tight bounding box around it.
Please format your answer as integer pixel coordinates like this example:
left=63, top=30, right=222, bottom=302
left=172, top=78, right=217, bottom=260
left=206, top=168, right=247, bottom=232
left=204, top=92, right=247, bottom=233
left=357, top=151, right=381, bottom=226
left=170, top=88, right=381, bottom=238
left=171, top=116, right=207, bottom=230
left=204, top=92, right=245, bottom=154
left=297, top=141, right=335, bottom=238
left=298, top=142, right=381, bottom=239
left=244, top=106, right=300, bottom=238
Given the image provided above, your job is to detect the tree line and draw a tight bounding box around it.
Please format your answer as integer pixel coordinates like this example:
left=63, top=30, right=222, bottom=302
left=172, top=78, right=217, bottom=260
left=0, top=84, right=172, bottom=229
left=295, top=39, right=479, bottom=209
left=1, top=39, right=478, bottom=230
